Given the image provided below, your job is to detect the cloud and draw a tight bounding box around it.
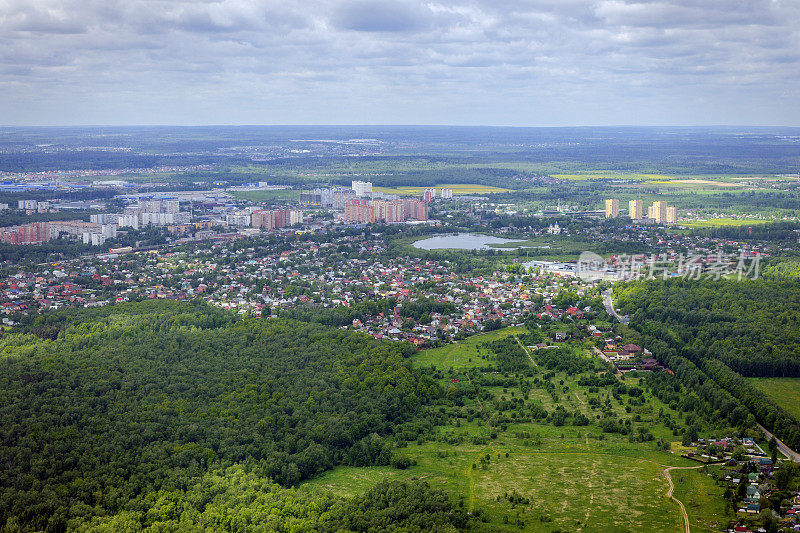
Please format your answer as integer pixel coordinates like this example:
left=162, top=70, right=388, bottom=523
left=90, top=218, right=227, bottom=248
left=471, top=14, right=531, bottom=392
left=332, top=0, right=433, bottom=32
left=0, top=0, right=797, bottom=125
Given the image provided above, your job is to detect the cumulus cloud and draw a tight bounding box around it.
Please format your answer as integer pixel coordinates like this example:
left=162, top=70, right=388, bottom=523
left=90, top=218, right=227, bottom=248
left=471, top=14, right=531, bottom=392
left=0, top=0, right=798, bottom=125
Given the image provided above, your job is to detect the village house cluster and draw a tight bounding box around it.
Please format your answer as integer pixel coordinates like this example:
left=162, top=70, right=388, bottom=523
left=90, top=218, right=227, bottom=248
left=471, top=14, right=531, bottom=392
left=0, top=232, right=604, bottom=343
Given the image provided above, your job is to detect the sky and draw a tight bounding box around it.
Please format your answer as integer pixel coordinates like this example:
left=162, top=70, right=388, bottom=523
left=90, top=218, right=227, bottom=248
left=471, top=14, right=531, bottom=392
left=1, top=0, right=799, bottom=126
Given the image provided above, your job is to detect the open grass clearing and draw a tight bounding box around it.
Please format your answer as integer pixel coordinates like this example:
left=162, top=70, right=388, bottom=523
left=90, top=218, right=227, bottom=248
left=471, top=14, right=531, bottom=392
left=414, top=326, right=527, bottom=370
left=670, top=467, right=731, bottom=532
left=305, top=427, right=697, bottom=532
left=307, top=328, right=724, bottom=532
left=747, top=377, right=800, bottom=421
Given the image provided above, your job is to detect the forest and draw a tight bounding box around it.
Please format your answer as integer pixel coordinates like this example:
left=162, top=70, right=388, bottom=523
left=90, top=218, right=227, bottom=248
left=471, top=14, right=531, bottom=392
left=617, top=278, right=800, bottom=449
left=617, top=278, right=800, bottom=377
left=0, top=301, right=445, bottom=532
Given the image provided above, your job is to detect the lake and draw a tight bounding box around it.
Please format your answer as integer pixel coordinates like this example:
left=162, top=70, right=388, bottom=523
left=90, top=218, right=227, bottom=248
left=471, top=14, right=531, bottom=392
left=412, top=233, right=524, bottom=250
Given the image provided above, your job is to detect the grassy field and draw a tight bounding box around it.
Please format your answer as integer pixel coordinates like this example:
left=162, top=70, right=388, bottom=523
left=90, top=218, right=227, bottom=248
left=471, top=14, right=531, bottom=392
left=670, top=468, right=730, bottom=532
left=747, top=378, right=800, bottom=421
left=305, top=419, right=707, bottom=532
left=373, top=183, right=509, bottom=195
left=681, top=218, right=772, bottom=228
left=301, top=326, right=731, bottom=532
left=231, top=189, right=300, bottom=201
left=414, top=327, right=528, bottom=369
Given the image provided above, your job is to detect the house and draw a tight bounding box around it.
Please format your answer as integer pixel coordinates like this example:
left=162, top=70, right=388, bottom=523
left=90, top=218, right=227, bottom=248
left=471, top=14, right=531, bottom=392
left=745, top=485, right=760, bottom=501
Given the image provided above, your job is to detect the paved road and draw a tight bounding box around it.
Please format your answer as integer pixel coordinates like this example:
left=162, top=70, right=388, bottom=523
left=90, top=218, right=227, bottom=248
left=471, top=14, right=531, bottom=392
left=602, top=288, right=629, bottom=324
left=757, top=423, right=800, bottom=463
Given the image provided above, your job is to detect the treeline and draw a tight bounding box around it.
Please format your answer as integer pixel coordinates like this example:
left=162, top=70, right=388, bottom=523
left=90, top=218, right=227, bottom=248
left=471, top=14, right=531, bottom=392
left=73, top=468, right=473, bottom=533
left=691, top=221, right=800, bottom=242
left=534, top=347, right=600, bottom=375
left=281, top=298, right=399, bottom=328
left=0, top=301, right=442, bottom=531
left=702, top=360, right=800, bottom=448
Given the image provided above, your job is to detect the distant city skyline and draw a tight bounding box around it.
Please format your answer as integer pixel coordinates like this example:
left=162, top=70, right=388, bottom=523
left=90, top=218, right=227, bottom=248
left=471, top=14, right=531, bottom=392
left=1, top=0, right=799, bottom=126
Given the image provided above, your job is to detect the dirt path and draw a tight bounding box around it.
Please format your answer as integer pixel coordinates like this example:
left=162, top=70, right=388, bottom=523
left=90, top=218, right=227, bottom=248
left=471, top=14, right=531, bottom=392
left=514, top=335, right=537, bottom=367
left=577, top=458, right=598, bottom=531
left=465, top=372, right=492, bottom=430
left=463, top=458, right=476, bottom=513
left=663, top=465, right=705, bottom=533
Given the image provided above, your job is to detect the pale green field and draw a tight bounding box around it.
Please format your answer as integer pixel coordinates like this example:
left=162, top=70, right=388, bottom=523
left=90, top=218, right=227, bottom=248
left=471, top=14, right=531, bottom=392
left=747, top=378, right=800, bottom=421
left=681, top=218, right=771, bottom=228
left=552, top=172, right=678, bottom=182
left=372, top=183, right=510, bottom=195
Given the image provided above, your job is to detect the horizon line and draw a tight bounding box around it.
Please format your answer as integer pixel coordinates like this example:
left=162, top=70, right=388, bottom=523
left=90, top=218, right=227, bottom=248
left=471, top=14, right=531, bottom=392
left=1, top=123, right=799, bottom=129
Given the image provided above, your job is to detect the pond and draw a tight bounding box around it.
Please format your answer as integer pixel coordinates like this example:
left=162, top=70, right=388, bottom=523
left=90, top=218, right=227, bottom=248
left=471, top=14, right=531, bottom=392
left=412, top=233, right=524, bottom=250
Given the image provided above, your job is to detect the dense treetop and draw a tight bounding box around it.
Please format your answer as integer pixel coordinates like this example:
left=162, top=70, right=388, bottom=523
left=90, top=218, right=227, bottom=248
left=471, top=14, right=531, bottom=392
left=0, top=301, right=440, bottom=532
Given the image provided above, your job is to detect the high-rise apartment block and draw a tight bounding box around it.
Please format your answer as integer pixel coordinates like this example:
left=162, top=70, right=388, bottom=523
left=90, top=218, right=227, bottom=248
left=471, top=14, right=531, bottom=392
left=352, top=181, right=373, bottom=197
left=299, top=187, right=355, bottom=208
left=343, top=198, right=428, bottom=224
left=251, top=209, right=303, bottom=230
left=0, top=222, right=50, bottom=244
left=605, top=199, right=619, bottom=218
left=629, top=199, right=643, bottom=220
left=652, top=201, right=667, bottom=223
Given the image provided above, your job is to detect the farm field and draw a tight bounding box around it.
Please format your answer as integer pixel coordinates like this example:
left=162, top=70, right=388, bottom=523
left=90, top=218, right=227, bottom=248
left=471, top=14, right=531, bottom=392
left=551, top=172, right=677, bottom=181
left=303, top=326, right=731, bottom=532
left=373, top=183, right=509, bottom=195
left=747, top=377, right=800, bottom=421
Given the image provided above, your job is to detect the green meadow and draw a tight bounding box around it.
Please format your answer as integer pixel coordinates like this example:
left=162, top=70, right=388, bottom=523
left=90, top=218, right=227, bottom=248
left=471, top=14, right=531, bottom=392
left=747, top=377, right=800, bottom=421
left=303, top=327, right=732, bottom=532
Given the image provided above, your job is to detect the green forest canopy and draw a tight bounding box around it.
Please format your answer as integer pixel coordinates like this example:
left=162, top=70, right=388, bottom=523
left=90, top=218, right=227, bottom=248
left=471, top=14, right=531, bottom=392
left=0, top=301, right=442, bottom=532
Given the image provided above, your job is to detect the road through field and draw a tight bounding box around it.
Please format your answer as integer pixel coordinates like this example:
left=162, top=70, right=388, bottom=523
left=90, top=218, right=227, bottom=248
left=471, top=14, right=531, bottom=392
left=663, top=465, right=705, bottom=533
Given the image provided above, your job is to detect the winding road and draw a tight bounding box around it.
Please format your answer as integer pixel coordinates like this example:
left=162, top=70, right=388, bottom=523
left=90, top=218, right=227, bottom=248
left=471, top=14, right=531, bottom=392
left=663, top=465, right=705, bottom=533
left=602, top=288, right=629, bottom=324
